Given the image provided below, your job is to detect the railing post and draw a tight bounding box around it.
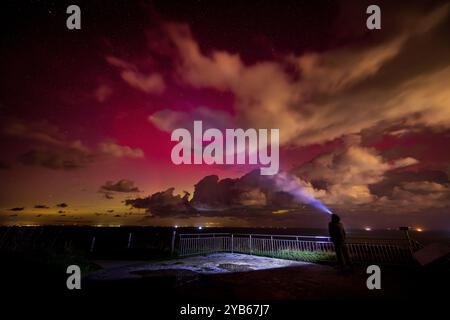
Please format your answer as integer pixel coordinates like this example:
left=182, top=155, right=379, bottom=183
left=90, top=236, right=96, bottom=253
left=197, top=234, right=200, bottom=253
left=171, top=230, right=176, bottom=256
left=399, top=226, right=415, bottom=256
left=271, top=236, right=274, bottom=256
left=127, top=232, right=132, bottom=249
left=249, top=235, right=252, bottom=254
left=231, top=234, right=234, bottom=253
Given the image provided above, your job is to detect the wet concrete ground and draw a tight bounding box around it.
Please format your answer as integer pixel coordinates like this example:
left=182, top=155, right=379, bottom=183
left=84, top=253, right=449, bottom=301
left=87, top=253, right=307, bottom=281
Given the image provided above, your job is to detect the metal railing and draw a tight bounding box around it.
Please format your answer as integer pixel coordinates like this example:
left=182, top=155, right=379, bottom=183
left=178, top=233, right=232, bottom=256
left=177, top=233, right=419, bottom=265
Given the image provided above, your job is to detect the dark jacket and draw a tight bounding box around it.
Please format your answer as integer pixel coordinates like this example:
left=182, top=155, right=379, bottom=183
left=328, top=221, right=346, bottom=244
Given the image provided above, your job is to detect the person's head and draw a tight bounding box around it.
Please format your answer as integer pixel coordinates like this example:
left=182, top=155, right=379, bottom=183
left=331, top=214, right=341, bottom=223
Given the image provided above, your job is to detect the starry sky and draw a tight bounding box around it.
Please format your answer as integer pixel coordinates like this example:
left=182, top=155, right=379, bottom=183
left=0, top=0, right=449, bottom=229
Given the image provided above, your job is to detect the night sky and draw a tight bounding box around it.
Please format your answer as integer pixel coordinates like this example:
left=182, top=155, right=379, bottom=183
left=1, top=0, right=449, bottom=229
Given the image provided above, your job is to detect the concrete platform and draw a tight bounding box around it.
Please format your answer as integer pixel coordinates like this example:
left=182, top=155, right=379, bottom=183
left=86, top=253, right=308, bottom=281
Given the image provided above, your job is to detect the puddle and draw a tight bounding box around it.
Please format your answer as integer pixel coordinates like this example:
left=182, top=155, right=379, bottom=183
left=218, top=263, right=254, bottom=272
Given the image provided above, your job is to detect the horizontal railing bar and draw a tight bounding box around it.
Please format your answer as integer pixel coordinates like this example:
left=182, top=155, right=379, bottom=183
left=179, top=233, right=231, bottom=237
left=179, top=233, right=410, bottom=243
left=347, top=237, right=410, bottom=241
left=233, top=233, right=330, bottom=239
left=232, top=233, right=330, bottom=239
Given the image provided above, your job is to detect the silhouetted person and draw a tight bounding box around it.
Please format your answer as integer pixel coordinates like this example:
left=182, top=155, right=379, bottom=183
left=328, top=214, right=353, bottom=273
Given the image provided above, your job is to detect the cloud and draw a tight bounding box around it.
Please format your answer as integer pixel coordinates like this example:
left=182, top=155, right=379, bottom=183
left=56, top=203, right=68, bottom=208
left=107, top=56, right=165, bottom=94
left=379, top=180, right=450, bottom=212
left=191, top=172, right=271, bottom=209
left=3, top=119, right=77, bottom=147
left=292, top=136, right=419, bottom=206
left=282, top=4, right=450, bottom=145
left=125, top=169, right=323, bottom=219
left=370, top=169, right=450, bottom=199
left=9, top=207, right=24, bottom=211
left=3, top=120, right=90, bottom=157
left=283, top=134, right=450, bottom=214
left=3, top=119, right=94, bottom=170
left=19, top=147, right=93, bottom=170
left=34, top=204, right=50, bottom=209
left=158, top=4, right=450, bottom=146
left=163, top=22, right=298, bottom=144
left=149, top=106, right=234, bottom=132
left=3, top=119, right=92, bottom=170
left=121, top=70, right=165, bottom=94
left=98, top=141, right=144, bottom=159
left=125, top=188, right=192, bottom=216
left=288, top=37, right=405, bottom=96
left=100, top=179, right=140, bottom=193
left=18, top=140, right=144, bottom=170
left=122, top=129, right=449, bottom=220
left=2, top=119, right=144, bottom=169
left=296, top=144, right=417, bottom=187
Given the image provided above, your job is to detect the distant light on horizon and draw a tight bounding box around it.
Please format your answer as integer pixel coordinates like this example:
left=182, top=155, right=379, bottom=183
left=174, top=225, right=178, bottom=228
left=364, top=227, right=372, bottom=231
left=198, top=226, right=203, bottom=230
left=416, top=227, right=423, bottom=232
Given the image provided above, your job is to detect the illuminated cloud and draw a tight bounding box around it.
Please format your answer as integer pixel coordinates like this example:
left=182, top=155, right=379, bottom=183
left=125, top=188, right=192, bottom=216
left=293, top=136, right=419, bottom=206
left=98, top=141, right=144, bottom=159
left=107, top=56, right=165, bottom=94
left=163, top=22, right=298, bottom=144
left=124, top=135, right=429, bottom=218
left=286, top=3, right=450, bottom=145
left=126, top=170, right=322, bottom=219
left=296, top=143, right=417, bottom=187
left=159, top=4, right=450, bottom=146
left=372, top=180, right=450, bottom=213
